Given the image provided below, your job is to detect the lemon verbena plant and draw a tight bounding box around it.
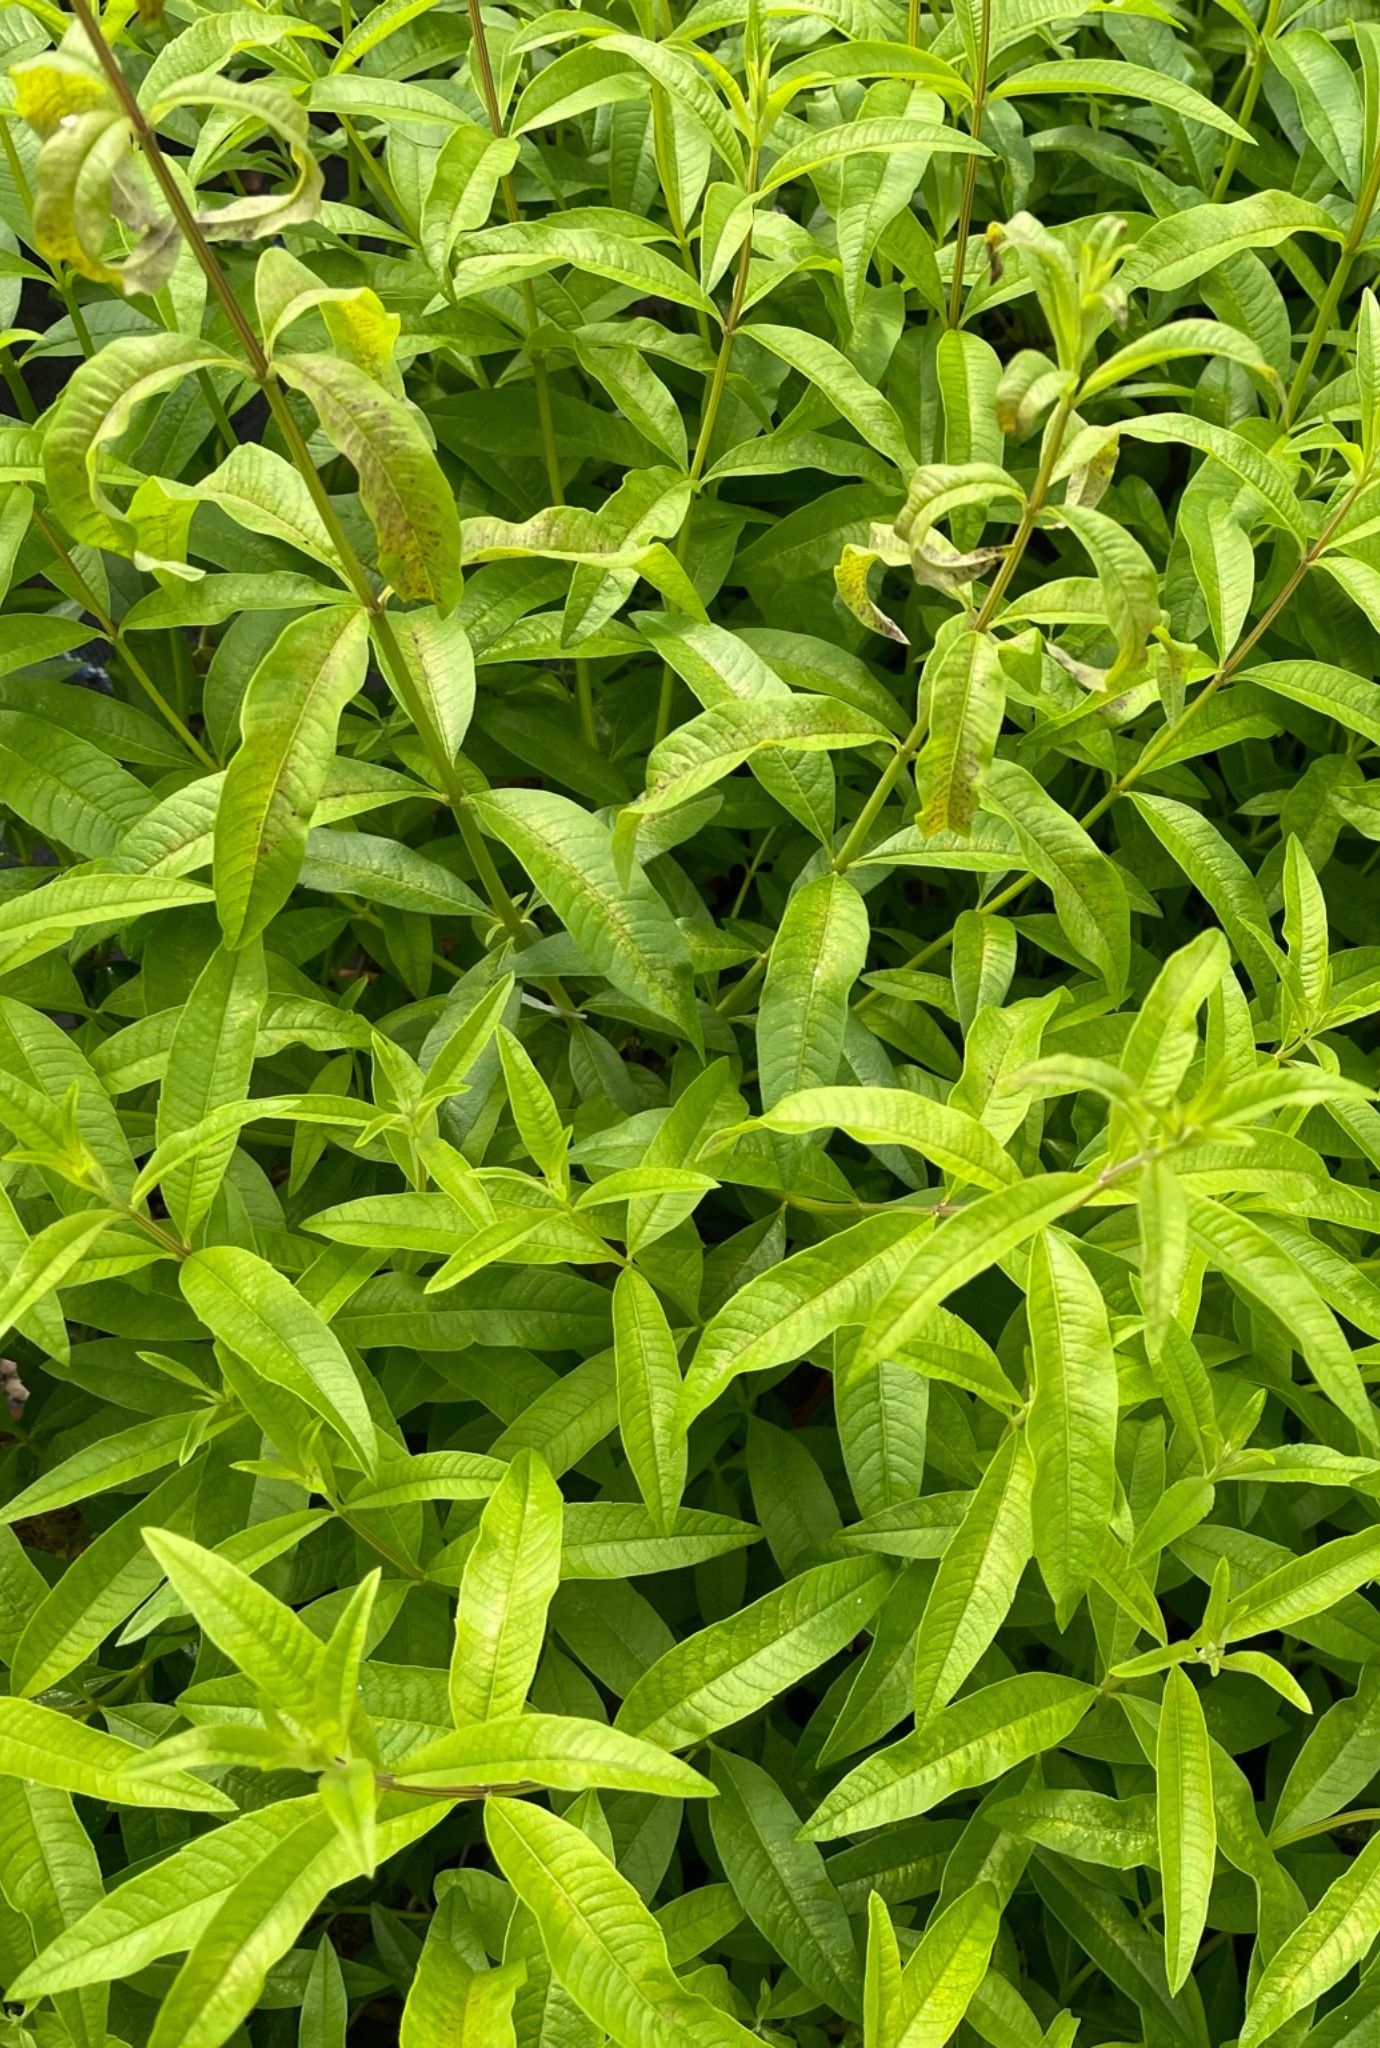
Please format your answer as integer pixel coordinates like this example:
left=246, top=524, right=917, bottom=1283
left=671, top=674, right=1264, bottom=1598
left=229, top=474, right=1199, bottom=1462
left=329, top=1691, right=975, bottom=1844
left=2, top=0, right=1380, bottom=2041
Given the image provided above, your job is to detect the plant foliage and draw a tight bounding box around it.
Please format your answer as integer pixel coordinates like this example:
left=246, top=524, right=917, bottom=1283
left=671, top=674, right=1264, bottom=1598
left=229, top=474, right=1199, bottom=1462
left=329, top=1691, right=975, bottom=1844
left=3, top=0, right=1380, bottom=2038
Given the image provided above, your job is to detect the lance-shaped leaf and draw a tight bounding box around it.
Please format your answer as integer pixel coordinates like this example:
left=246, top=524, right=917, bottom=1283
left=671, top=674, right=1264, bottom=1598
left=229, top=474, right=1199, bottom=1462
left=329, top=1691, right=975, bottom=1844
left=389, top=1714, right=712, bottom=1798
left=0, top=1697, right=233, bottom=1813
left=1026, top=1230, right=1119, bottom=1626
left=213, top=605, right=369, bottom=950
left=855, top=1174, right=1094, bottom=1374
left=613, top=1268, right=686, bottom=1534
left=757, top=874, right=870, bottom=1108
left=617, top=1557, right=893, bottom=1749
left=449, top=1447, right=563, bottom=1725
left=42, top=333, right=236, bottom=554
left=0, top=873, right=212, bottom=978
left=802, top=1674, right=1095, bottom=1839
left=274, top=354, right=463, bottom=610
left=682, top=1211, right=927, bottom=1420
left=749, top=1084, right=1020, bottom=1190
left=1157, top=1668, right=1216, bottom=1995
left=892, top=1883, right=1001, bottom=2048
left=155, top=939, right=266, bottom=1238
left=709, top=1747, right=863, bottom=2018
left=179, top=1246, right=377, bottom=1474
left=142, top=1528, right=325, bottom=1727
left=911, top=1432, right=1033, bottom=1726
left=486, top=1797, right=761, bottom=2047
left=917, top=617, right=1006, bottom=835
left=1239, top=1830, right=1380, bottom=2048
left=146, top=1799, right=450, bottom=2048
left=401, top=1889, right=524, bottom=2047
left=472, top=787, right=701, bottom=1044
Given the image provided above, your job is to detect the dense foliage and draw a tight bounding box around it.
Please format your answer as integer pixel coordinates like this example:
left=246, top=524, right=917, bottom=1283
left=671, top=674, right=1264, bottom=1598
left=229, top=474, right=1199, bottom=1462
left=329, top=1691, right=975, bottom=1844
left=6, top=0, right=1380, bottom=2040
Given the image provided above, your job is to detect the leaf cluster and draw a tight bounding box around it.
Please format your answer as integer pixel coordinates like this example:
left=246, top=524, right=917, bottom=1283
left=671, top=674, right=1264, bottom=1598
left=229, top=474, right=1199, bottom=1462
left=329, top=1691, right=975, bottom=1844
left=3, top=0, right=1380, bottom=2041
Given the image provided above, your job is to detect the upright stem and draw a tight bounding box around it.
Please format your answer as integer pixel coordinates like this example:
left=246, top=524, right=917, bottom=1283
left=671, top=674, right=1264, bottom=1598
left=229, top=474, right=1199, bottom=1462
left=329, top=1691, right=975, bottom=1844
left=1286, top=143, right=1380, bottom=424
left=1210, top=0, right=1276, bottom=204
left=974, top=389, right=1075, bottom=629
left=653, top=146, right=762, bottom=745
left=830, top=727, right=917, bottom=874
left=0, top=347, right=36, bottom=421
left=829, top=393, right=1073, bottom=876
left=856, top=455, right=1373, bottom=989
left=66, top=0, right=542, bottom=954
left=33, top=506, right=217, bottom=769
left=947, top=0, right=991, bottom=329
left=465, top=0, right=596, bottom=749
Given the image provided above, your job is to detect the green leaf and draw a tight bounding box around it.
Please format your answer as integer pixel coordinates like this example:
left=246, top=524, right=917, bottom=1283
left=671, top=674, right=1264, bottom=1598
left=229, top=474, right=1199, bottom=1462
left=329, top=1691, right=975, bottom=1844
left=142, top=1528, right=325, bottom=1727
left=682, top=1212, right=926, bottom=1420
left=213, top=605, right=370, bottom=949
left=390, top=1713, right=713, bottom=1797
left=1157, top=1668, right=1216, bottom=1995
left=757, top=874, right=870, bottom=1108
left=708, top=1747, right=862, bottom=2018
left=892, top=1883, right=1001, bottom=2048
left=910, top=1431, right=1032, bottom=1726
left=1239, top=1831, right=1380, bottom=2048
left=990, top=58, right=1250, bottom=137
left=613, top=1268, right=687, bottom=1534
left=0, top=873, right=212, bottom=977
left=854, top=1175, right=1094, bottom=1375
left=802, top=1673, right=1095, bottom=1839
left=400, top=1890, right=523, bottom=2047
left=449, top=1447, right=563, bottom=1725
left=471, top=787, right=701, bottom=1045
left=1026, top=1230, right=1119, bottom=1626
left=146, top=1800, right=450, bottom=2048
left=750, top=1084, right=1020, bottom=1191
left=42, top=333, right=235, bottom=556
left=179, top=1246, right=378, bottom=1474
left=917, top=617, right=1007, bottom=834
left=156, top=939, right=267, bottom=1237
left=0, top=1696, right=234, bottom=1813
left=274, top=355, right=463, bottom=609
left=617, top=1557, right=893, bottom=1750
left=487, top=1796, right=760, bottom=2046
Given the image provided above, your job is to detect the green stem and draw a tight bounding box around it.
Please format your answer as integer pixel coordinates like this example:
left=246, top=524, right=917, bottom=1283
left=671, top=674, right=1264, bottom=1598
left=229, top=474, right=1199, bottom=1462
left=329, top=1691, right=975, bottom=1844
left=465, top=0, right=597, bottom=749
left=946, top=0, right=991, bottom=329
left=1286, top=142, right=1380, bottom=424
left=0, top=345, right=36, bottom=421
left=654, top=146, right=762, bottom=746
left=860, top=447, right=1372, bottom=991
left=832, top=393, right=1073, bottom=876
left=336, top=1507, right=429, bottom=1582
left=0, top=120, right=94, bottom=358
left=33, top=506, right=218, bottom=770
left=1210, top=3, right=1275, bottom=204
left=65, top=0, right=553, bottom=963
left=831, top=729, right=917, bottom=874
left=974, top=388, right=1075, bottom=630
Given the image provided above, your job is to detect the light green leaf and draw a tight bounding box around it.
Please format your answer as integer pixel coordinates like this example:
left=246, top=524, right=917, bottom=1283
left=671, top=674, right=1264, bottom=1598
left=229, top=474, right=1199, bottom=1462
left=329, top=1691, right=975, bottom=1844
left=449, top=1447, right=563, bottom=1726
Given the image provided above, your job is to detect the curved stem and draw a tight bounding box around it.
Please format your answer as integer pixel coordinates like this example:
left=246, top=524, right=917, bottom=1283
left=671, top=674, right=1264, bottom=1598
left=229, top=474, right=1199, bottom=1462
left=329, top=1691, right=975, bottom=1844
left=465, top=0, right=597, bottom=748
left=858, top=454, right=1372, bottom=991
left=974, top=389, right=1075, bottom=630
left=1286, top=143, right=1380, bottom=424
left=946, top=0, right=992, bottom=329
left=33, top=507, right=217, bottom=769
left=832, top=392, right=1074, bottom=877
left=67, top=0, right=583, bottom=1004
left=1211, top=0, right=1277, bottom=203
left=654, top=147, right=762, bottom=745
